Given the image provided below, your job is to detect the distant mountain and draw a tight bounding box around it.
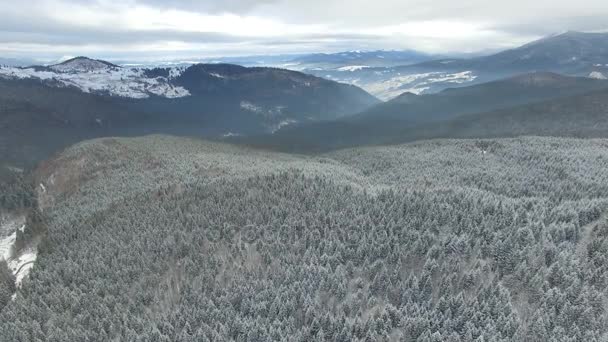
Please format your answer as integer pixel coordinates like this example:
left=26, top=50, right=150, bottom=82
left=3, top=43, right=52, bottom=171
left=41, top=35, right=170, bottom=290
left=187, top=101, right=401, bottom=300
left=353, top=72, right=608, bottom=124
left=241, top=72, right=608, bottom=152
left=390, top=87, right=608, bottom=143
left=289, top=50, right=433, bottom=68
left=49, top=56, right=120, bottom=73
left=303, top=31, right=608, bottom=100
left=117, top=50, right=433, bottom=70
left=308, top=67, right=480, bottom=100
left=0, top=57, right=377, bottom=122
left=471, top=31, right=608, bottom=73
left=129, top=63, right=379, bottom=134
left=406, top=31, right=608, bottom=75
left=0, top=57, right=36, bottom=67
left=0, top=58, right=378, bottom=168
left=0, top=56, right=189, bottom=99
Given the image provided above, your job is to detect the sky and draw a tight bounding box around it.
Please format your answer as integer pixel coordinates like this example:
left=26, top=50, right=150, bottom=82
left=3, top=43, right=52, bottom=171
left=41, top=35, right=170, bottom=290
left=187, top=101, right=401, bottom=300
left=1, top=0, right=608, bottom=62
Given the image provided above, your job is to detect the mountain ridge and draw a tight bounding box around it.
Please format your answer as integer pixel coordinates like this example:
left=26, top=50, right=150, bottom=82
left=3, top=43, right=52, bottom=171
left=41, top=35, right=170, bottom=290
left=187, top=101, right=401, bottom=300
left=49, top=56, right=120, bottom=72
left=239, top=72, right=608, bottom=152
left=351, top=71, right=608, bottom=124
left=0, top=58, right=379, bottom=169
left=303, top=31, right=608, bottom=99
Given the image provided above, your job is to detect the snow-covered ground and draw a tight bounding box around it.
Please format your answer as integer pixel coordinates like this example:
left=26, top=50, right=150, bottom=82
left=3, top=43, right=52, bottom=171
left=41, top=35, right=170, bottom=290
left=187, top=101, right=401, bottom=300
left=0, top=231, right=16, bottom=261
left=0, top=214, right=37, bottom=287
left=336, top=65, right=370, bottom=72
left=589, top=71, right=607, bottom=80
left=168, top=66, right=187, bottom=79
left=0, top=214, right=24, bottom=260
left=50, top=58, right=114, bottom=73
left=8, top=249, right=36, bottom=286
left=363, top=71, right=477, bottom=100
left=317, top=67, right=477, bottom=100
left=0, top=65, right=190, bottom=99
left=240, top=101, right=264, bottom=114
left=271, top=119, right=297, bottom=133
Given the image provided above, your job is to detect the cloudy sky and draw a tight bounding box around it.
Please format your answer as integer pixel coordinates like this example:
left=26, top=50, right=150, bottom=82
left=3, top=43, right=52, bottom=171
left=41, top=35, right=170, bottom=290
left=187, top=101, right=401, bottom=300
left=1, top=0, right=607, bottom=61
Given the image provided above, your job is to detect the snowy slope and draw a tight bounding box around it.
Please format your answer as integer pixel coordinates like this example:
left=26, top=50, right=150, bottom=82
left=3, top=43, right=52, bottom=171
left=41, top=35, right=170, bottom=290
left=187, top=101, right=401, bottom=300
left=0, top=214, right=36, bottom=287
left=50, top=57, right=118, bottom=73
left=0, top=57, right=190, bottom=99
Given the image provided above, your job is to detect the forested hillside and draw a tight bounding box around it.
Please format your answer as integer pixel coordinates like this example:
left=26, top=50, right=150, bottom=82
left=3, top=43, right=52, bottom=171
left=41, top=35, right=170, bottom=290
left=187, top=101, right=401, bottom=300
left=388, top=88, right=608, bottom=144
left=1, top=135, right=607, bottom=341
left=0, top=61, right=379, bottom=171
left=352, top=72, right=608, bottom=124
left=246, top=84, right=608, bottom=153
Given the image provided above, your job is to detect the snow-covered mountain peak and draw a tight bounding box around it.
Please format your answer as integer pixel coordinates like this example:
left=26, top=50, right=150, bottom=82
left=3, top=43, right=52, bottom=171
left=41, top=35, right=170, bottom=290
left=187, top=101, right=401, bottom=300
left=0, top=60, right=190, bottom=99
left=50, top=57, right=119, bottom=73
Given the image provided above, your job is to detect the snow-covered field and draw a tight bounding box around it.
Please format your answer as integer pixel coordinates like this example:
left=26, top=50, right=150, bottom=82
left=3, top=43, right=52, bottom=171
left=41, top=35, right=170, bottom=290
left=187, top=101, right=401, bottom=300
left=9, top=249, right=36, bottom=286
left=270, top=119, right=297, bottom=133
left=0, top=214, right=24, bottom=260
left=0, top=63, right=190, bottom=99
left=0, top=214, right=37, bottom=287
left=361, top=71, right=477, bottom=100
left=336, top=65, right=370, bottom=72
left=589, top=71, right=607, bottom=80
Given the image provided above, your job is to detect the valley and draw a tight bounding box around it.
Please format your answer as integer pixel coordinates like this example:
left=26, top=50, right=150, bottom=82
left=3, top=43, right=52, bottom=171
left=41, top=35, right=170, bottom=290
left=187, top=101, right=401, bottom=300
left=296, top=32, right=608, bottom=100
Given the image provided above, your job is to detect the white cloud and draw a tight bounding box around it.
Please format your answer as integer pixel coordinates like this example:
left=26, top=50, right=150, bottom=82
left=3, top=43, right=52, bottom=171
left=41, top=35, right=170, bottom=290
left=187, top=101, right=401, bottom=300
left=0, top=0, right=607, bottom=58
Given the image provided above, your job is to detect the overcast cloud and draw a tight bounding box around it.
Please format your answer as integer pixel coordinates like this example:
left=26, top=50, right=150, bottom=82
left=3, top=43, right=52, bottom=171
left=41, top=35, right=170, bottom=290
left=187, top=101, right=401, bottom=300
left=0, top=0, right=607, bottom=61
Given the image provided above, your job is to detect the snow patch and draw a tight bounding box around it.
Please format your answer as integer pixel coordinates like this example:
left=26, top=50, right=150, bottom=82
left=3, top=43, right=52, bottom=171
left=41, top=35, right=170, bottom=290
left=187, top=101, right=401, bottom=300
left=427, top=71, right=476, bottom=84
left=398, top=86, right=431, bottom=95
left=271, top=119, right=297, bottom=133
left=51, top=58, right=113, bottom=73
left=240, top=101, right=264, bottom=114
left=337, top=65, right=370, bottom=72
left=589, top=71, right=607, bottom=80
left=280, top=62, right=301, bottom=68
left=359, top=71, right=476, bottom=100
left=168, top=66, right=187, bottom=79
left=0, top=215, right=36, bottom=287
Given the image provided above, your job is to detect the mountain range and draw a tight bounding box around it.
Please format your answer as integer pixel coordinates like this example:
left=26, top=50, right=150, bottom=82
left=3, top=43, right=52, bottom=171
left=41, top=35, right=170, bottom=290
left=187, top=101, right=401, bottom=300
left=242, top=72, right=608, bottom=151
left=303, top=31, right=608, bottom=100
left=285, top=50, right=434, bottom=69
left=0, top=57, right=378, bottom=168
left=354, top=72, right=608, bottom=124
left=432, top=31, right=608, bottom=73
left=3, top=31, right=608, bottom=167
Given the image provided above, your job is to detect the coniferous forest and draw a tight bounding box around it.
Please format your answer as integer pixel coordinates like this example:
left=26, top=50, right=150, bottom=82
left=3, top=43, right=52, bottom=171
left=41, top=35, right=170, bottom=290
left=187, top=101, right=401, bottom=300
left=1, top=135, right=607, bottom=341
